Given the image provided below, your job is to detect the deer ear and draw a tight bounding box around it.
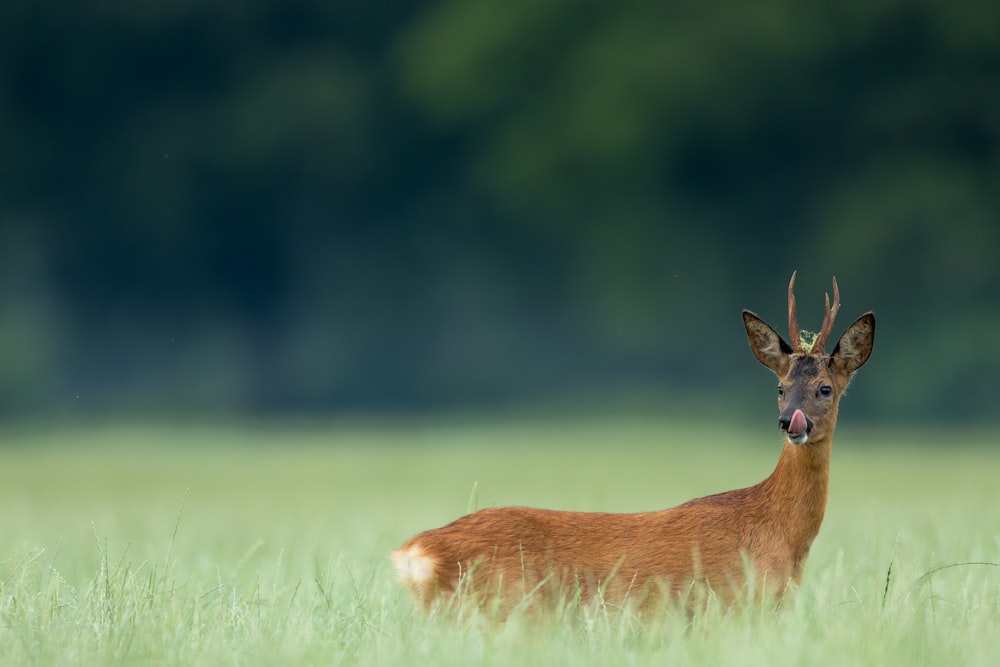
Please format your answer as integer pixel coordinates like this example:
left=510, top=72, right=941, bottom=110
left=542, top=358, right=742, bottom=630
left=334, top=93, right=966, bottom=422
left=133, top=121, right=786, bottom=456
left=743, top=310, right=793, bottom=375
left=830, top=312, right=875, bottom=374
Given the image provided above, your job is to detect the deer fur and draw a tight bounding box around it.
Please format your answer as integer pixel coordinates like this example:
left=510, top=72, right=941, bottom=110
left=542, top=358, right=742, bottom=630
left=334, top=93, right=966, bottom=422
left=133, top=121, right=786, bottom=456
left=393, top=274, right=875, bottom=611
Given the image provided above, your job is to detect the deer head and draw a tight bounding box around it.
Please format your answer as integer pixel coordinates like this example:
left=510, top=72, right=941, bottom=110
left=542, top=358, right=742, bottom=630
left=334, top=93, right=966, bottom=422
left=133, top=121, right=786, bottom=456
left=742, top=272, right=875, bottom=445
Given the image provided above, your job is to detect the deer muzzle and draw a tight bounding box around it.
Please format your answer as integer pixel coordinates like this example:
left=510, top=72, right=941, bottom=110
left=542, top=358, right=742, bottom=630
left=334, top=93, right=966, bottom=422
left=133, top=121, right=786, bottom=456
left=779, top=408, right=813, bottom=444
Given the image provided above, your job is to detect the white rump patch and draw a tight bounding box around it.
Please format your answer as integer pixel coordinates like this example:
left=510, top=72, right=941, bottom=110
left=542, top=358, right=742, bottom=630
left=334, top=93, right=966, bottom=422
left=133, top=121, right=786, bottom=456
left=391, top=545, right=436, bottom=586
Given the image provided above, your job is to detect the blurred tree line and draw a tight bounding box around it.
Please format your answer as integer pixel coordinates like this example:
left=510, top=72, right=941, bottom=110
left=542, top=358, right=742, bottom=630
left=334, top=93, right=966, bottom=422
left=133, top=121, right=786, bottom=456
left=1, top=0, right=998, bottom=422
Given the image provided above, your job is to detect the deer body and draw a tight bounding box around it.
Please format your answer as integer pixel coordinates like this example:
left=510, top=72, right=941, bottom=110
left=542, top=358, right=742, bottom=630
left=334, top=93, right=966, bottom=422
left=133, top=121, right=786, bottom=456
left=393, top=275, right=874, bottom=610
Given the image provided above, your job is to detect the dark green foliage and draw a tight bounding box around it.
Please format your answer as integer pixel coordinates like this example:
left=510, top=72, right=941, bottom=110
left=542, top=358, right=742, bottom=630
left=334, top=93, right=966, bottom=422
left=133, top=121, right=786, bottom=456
left=0, top=0, right=997, bottom=420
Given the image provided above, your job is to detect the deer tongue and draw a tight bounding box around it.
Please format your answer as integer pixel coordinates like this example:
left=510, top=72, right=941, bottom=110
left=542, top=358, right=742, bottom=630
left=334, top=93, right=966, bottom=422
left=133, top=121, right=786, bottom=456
left=788, top=409, right=808, bottom=436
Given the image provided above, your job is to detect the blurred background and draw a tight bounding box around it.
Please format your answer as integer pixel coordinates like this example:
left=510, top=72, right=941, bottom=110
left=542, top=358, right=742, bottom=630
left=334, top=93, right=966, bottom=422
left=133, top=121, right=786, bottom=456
left=1, top=0, right=997, bottom=425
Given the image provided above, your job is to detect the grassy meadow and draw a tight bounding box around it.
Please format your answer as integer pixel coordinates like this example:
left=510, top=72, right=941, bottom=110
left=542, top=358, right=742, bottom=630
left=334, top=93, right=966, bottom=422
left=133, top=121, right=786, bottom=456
left=0, top=416, right=997, bottom=665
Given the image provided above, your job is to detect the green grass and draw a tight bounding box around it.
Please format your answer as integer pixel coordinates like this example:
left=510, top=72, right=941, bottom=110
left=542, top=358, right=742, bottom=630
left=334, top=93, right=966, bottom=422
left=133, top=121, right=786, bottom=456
left=0, top=416, right=997, bottom=665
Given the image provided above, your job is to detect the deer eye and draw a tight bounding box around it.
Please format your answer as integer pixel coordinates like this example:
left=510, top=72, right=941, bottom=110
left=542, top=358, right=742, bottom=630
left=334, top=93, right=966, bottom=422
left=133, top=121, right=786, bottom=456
left=819, top=385, right=832, bottom=397
left=777, top=386, right=784, bottom=397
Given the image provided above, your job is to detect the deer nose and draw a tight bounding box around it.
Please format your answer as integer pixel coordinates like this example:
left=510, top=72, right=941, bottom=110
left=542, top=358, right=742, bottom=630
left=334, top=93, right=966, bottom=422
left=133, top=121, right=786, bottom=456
left=778, top=409, right=812, bottom=434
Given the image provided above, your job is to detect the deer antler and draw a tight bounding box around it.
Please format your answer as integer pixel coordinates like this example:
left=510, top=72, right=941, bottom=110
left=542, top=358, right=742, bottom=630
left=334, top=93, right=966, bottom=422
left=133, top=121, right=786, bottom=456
left=811, top=276, right=841, bottom=354
left=787, top=271, right=801, bottom=353
left=787, top=273, right=841, bottom=354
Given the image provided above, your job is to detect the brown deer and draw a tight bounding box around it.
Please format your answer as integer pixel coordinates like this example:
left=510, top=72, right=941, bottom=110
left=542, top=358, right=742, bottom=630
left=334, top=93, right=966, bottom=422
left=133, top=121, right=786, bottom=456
left=392, top=273, right=875, bottom=611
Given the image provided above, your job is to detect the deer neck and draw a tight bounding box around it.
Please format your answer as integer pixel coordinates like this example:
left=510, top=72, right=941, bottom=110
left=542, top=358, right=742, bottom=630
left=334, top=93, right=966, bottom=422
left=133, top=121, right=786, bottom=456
left=758, top=435, right=832, bottom=549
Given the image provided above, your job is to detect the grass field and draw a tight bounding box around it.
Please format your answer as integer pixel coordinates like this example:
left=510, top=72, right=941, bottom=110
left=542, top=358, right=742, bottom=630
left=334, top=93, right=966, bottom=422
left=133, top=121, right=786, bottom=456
left=0, top=416, right=997, bottom=665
